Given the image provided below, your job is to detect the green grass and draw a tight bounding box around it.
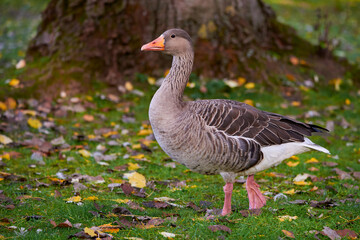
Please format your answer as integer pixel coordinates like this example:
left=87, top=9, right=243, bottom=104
left=0, top=81, right=359, bottom=239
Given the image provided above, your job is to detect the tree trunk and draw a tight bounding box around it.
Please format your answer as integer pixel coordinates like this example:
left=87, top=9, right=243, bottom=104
left=24, top=0, right=352, bottom=97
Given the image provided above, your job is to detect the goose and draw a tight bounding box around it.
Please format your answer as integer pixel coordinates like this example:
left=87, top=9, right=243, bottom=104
left=141, top=29, right=330, bottom=216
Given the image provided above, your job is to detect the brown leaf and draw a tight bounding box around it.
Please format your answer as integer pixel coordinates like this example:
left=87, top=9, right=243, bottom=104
left=54, top=190, right=62, bottom=198
left=83, top=114, right=94, bottom=122
left=187, top=202, right=204, bottom=212
left=352, top=172, right=360, bottom=180
left=49, top=219, right=57, bottom=227
left=336, top=229, right=358, bottom=238
left=333, top=168, right=354, bottom=180
left=239, top=209, right=262, bottom=217
left=112, top=207, right=132, bottom=215
left=322, top=162, right=338, bottom=167
left=121, top=182, right=134, bottom=196
left=282, top=229, right=295, bottom=238
left=143, top=201, right=170, bottom=209
left=321, top=226, right=341, bottom=240
left=127, top=201, right=145, bottom=211
left=310, top=199, right=338, bottom=208
left=288, top=199, right=307, bottom=205
left=208, top=225, right=232, bottom=234
left=57, top=219, right=73, bottom=228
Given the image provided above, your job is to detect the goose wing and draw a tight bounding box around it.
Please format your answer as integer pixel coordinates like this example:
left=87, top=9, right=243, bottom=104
left=190, top=99, right=327, bottom=147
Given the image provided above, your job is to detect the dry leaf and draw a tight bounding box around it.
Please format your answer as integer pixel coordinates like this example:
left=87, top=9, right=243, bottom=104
left=78, top=149, right=91, bottom=158
left=66, top=196, right=82, bottom=203
left=128, top=163, right=140, bottom=171
left=124, top=172, right=146, bottom=188
left=208, top=225, right=232, bottom=234
left=0, top=135, right=13, bottom=145
left=286, top=161, right=299, bottom=167
left=322, top=226, right=341, bottom=240
left=159, top=232, right=176, bottom=238
left=278, top=215, right=298, bottom=222
left=0, top=101, right=6, bottom=111
left=291, top=101, right=301, bottom=107
left=224, top=80, right=239, bottom=88
left=244, top=82, right=255, bottom=89
left=83, top=196, right=98, bottom=201
left=16, top=59, right=26, bottom=69
left=83, top=114, right=94, bottom=122
left=125, top=81, right=133, bottom=91
left=294, top=181, right=312, bottom=186
left=237, top=77, right=246, bottom=86
left=28, top=118, right=42, bottom=129
left=148, top=77, right=156, bottom=85
left=84, top=227, right=97, bottom=237
left=137, top=129, right=153, bottom=136
left=243, top=99, right=254, bottom=106
left=6, top=98, right=17, bottom=109
left=8, top=79, right=20, bottom=87
left=306, top=158, right=319, bottom=163
left=282, top=229, right=295, bottom=238
left=289, top=56, right=299, bottom=65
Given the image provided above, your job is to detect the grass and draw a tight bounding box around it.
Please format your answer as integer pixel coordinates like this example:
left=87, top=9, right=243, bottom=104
left=0, top=0, right=360, bottom=239
left=0, top=80, right=359, bottom=239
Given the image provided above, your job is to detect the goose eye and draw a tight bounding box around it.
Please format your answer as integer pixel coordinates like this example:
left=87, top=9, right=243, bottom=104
left=171, top=34, right=176, bottom=38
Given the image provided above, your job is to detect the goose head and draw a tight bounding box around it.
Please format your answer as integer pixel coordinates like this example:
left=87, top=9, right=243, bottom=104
left=141, top=29, right=193, bottom=56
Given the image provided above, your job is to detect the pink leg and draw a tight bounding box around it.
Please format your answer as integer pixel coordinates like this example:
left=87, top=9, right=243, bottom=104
left=246, top=175, right=266, bottom=209
left=221, top=182, right=233, bottom=216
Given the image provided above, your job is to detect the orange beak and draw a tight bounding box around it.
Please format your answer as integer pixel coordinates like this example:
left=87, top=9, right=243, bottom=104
left=141, top=35, right=165, bottom=51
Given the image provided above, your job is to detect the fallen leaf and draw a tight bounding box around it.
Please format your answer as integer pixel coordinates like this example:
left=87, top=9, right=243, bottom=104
left=323, top=162, right=338, bottom=167
left=291, top=101, right=301, bottom=107
left=98, top=223, right=120, bottom=233
left=8, top=79, right=20, bottom=87
left=143, top=201, right=170, bottom=209
left=0, top=102, right=6, bottom=111
left=16, top=59, right=26, bottom=69
left=240, top=209, right=262, bottom=217
left=28, top=118, right=42, bottom=129
left=283, top=189, right=296, bottom=195
left=83, top=114, right=94, bottom=122
left=125, top=81, right=133, bottom=91
left=159, top=232, right=176, bottom=238
left=57, top=219, right=73, bottom=228
left=293, top=181, right=312, bottom=186
left=208, top=225, right=232, bottom=234
left=345, top=99, right=351, bottom=105
left=224, top=79, right=239, bottom=88
left=289, top=56, right=299, bottom=65
left=293, top=173, right=312, bottom=182
left=282, top=229, right=295, bottom=238
left=237, top=77, right=246, bottom=86
left=308, top=167, right=319, bottom=172
left=278, top=215, right=298, bottom=222
left=306, top=158, right=319, bottom=163
left=78, top=149, right=91, bottom=158
left=84, top=227, right=97, bottom=237
left=6, top=98, right=16, bottom=109
left=336, top=229, right=358, bottom=239
left=244, top=82, right=255, bottom=89
left=322, top=226, right=341, bottom=240
left=0, top=135, right=13, bottom=145
left=66, top=196, right=82, bottom=203
left=137, top=129, right=153, bottom=136
left=83, top=196, right=98, bottom=201
left=128, top=163, right=140, bottom=171
left=333, top=168, right=353, bottom=180
left=124, top=172, right=146, bottom=188
left=310, top=199, right=338, bottom=208
left=287, top=161, right=299, bottom=167
left=243, top=99, right=254, bottom=106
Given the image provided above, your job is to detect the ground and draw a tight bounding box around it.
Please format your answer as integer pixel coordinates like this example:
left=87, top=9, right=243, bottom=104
left=0, top=0, right=359, bottom=239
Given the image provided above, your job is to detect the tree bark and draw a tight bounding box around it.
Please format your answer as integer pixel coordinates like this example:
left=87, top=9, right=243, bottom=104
left=24, top=0, right=353, bottom=97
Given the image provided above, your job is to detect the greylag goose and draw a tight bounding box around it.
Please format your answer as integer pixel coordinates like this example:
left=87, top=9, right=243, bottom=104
left=141, top=29, right=330, bottom=216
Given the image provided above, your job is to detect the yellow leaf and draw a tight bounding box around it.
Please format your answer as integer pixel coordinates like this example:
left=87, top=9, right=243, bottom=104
left=291, top=101, right=301, bottom=107
left=0, top=153, right=10, bottom=160
left=329, top=78, right=342, bottom=91
left=148, top=77, right=156, bottom=85
left=198, top=24, right=207, bottom=39
left=278, top=215, right=298, bottom=222
left=128, top=163, right=140, bottom=171
left=244, top=82, right=255, bottom=89
left=84, top=227, right=97, bottom=237
left=310, top=186, right=318, bottom=192
left=87, top=134, right=96, bottom=139
left=286, top=74, right=296, bottom=81
left=308, top=167, right=319, bottom=172
left=6, top=98, right=17, bottom=109
left=102, top=131, right=118, bottom=138
left=243, top=99, right=254, bottom=107
left=112, top=199, right=130, bottom=204
left=286, top=161, right=299, bottom=167
left=224, top=80, right=239, bottom=88
left=139, top=139, right=154, bottom=147
left=132, top=144, right=141, bottom=149
left=22, top=110, right=37, bottom=116
left=125, top=81, right=133, bottom=91
left=137, top=129, right=153, bottom=136
left=345, top=99, right=351, bottom=105
left=283, top=189, right=295, bottom=195
left=86, top=95, right=93, bottom=101
left=237, top=77, right=246, bottom=86
left=66, top=196, right=82, bottom=202
left=0, top=134, right=13, bottom=145
left=305, top=158, right=319, bottom=163
left=84, top=196, right=98, bottom=201
left=124, top=172, right=146, bottom=188
left=186, top=82, right=195, bottom=88
left=282, top=229, right=295, bottom=238
left=8, top=79, right=19, bottom=87
left=164, top=69, right=170, bottom=77
left=289, top=155, right=299, bottom=160
left=98, top=224, right=120, bottom=233
left=293, top=181, right=312, bottom=186
left=0, top=102, right=7, bottom=111
left=207, top=21, right=217, bottom=33
left=78, top=149, right=91, bottom=158
left=130, top=154, right=145, bottom=159
left=28, top=118, right=42, bottom=129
